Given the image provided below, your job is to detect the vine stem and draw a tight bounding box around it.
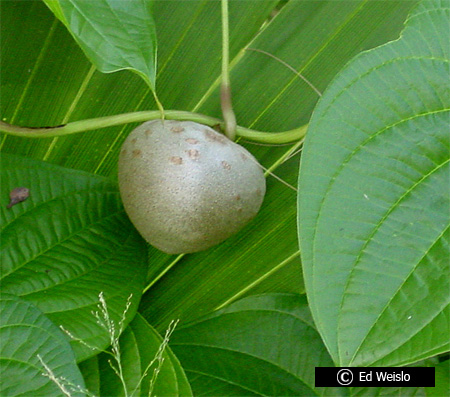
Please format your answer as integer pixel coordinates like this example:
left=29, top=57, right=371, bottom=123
left=152, top=90, right=165, bottom=120
left=0, top=111, right=307, bottom=144
left=220, top=0, right=237, bottom=140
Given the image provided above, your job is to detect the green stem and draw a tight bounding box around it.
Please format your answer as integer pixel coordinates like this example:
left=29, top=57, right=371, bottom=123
left=0, top=111, right=307, bottom=144
left=220, top=0, right=236, bottom=140
left=152, top=90, right=165, bottom=120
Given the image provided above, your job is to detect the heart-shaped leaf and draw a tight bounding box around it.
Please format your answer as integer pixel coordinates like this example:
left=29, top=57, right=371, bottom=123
left=298, top=0, right=449, bottom=366
left=0, top=293, right=85, bottom=396
left=43, top=0, right=158, bottom=90
left=1, top=154, right=148, bottom=362
left=80, top=313, right=192, bottom=396
left=170, top=293, right=344, bottom=396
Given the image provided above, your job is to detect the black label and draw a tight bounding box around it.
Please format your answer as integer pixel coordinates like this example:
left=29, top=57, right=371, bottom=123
left=315, top=367, right=435, bottom=387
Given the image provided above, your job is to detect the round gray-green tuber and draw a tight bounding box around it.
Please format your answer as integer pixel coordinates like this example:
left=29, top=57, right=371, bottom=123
left=118, top=120, right=266, bottom=254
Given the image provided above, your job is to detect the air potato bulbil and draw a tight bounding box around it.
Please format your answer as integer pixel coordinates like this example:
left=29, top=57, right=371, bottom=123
left=118, top=120, right=266, bottom=254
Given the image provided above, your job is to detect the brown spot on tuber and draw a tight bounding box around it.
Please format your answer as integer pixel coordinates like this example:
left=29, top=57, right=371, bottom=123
left=235, top=195, right=241, bottom=201
left=7, top=187, right=29, bottom=209
left=185, top=138, right=199, bottom=145
left=132, top=149, right=142, bottom=158
left=171, top=126, right=185, bottom=133
left=187, top=149, right=200, bottom=160
left=131, top=138, right=137, bottom=144
left=170, top=156, right=183, bottom=165
left=204, top=129, right=227, bottom=144
left=145, top=129, right=152, bottom=136
left=221, top=161, right=231, bottom=170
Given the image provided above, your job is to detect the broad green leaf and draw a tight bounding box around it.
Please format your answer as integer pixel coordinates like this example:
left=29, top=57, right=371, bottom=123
left=0, top=293, right=85, bottom=396
left=170, top=293, right=344, bottom=396
left=79, top=313, right=192, bottom=397
left=0, top=154, right=148, bottom=362
left=43, top=0, right=158, bottom=90
left=1, top=0, right=417, bottom=339
left=298, top=0, right=449, bottom=367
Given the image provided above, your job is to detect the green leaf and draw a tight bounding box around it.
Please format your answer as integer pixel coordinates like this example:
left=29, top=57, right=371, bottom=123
left=0, top=293, right=85, bottom=396
left=351, top=386, right=425, bottom=396
left=0, top=154, right=148, bottom=362
left=43, top=0, right=158, bottom=90
left=170, top=293, right=344, bottom=396
left=79, top=313, right=192, bottom=397
left=427, top=359, right=449, bottom=397
left=78, top=356, right=101, bottom=396
left=298, top=0, right=449, bottom=367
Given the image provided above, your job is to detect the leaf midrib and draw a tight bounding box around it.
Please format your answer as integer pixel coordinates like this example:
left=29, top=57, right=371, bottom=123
left=346, top=224, right=450, bottom=366
left=1, top=191, right=124, bottom=280
left=14, top=231, right=138, bottom=304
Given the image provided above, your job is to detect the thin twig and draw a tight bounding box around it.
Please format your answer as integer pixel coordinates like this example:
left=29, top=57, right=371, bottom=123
left=240, top=139, right=296, bottom=147
left=283, top=141, right=305, bottom=163
left=246, top=47, right=322, bottom=97
left=235, top=144, right=297, bottom=192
